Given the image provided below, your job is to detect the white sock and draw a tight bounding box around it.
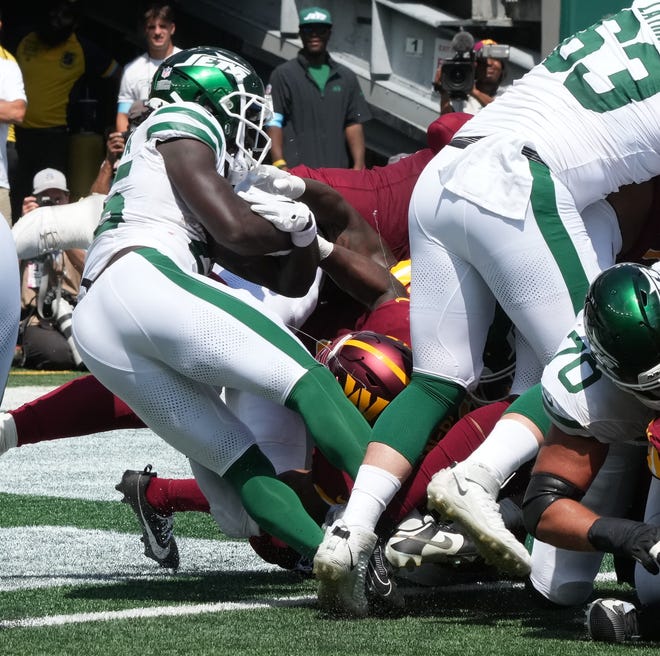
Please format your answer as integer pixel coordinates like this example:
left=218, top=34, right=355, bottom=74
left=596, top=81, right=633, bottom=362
left=0, top=412, right=18, bottom=455
left=463, top=417, right=540, bottom=485
left=341, top=464, right=401, bottom=531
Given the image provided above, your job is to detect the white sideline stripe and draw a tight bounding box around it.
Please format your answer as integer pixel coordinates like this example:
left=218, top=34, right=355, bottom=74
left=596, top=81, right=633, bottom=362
left=0, top=596, right=316, bottom=629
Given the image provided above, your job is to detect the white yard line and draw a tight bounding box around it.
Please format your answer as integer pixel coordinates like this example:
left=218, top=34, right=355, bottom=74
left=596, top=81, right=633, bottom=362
left=0, top=596, right=316, bottom=629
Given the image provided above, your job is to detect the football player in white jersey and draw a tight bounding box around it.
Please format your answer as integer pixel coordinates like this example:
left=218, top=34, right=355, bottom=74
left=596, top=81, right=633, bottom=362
left=0, top=217, right=20, bottom=404
left=525, top=262, right=660, bottom=641
left=313, top=0, right=660, bottom=608
left=70, top=46, right=376, bottom=612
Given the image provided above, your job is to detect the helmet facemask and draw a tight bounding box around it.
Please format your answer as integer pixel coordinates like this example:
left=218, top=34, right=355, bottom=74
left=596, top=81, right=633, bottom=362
left=222, top=90, right=272, bottom=186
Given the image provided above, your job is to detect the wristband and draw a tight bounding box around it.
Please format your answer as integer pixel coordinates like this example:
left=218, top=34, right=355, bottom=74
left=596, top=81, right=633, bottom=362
left=272, top=159, right=287, bottom=169
left=291, top=219, right=317, bottom=247
left=317, top=235, right=334, bottom=260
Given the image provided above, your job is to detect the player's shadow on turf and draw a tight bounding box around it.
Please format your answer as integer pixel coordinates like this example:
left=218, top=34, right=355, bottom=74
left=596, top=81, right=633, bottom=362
left=67, top=570, right=315, bottom=604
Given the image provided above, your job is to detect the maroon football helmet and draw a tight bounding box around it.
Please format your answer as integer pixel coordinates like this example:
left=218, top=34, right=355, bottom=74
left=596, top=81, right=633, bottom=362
left=317, top=331, right=412, bottom=425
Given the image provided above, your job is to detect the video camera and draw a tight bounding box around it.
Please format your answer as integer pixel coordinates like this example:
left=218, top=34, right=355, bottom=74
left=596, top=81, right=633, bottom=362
left=434, top=31, right=510, bottom=98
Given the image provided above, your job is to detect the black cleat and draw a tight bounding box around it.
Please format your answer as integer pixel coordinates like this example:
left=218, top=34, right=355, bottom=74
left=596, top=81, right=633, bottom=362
left=366, top=539, right=405, bottom=613
left=115, top=464, right=179, bottom=569
left=586, top=598, right=640, bottom=643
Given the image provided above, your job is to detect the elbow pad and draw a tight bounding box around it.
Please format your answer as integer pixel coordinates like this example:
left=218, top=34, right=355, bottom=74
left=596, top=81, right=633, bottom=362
left=522, top=472, right=585, bottom=535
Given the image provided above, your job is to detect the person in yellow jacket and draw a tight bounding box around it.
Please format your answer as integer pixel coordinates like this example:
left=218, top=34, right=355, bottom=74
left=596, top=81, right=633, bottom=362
left=14, top=0, right=119, bottom=210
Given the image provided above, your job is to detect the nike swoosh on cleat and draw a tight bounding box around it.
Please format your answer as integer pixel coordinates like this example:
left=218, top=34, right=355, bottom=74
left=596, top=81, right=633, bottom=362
left=390, top=535, right=455, bottom=553
left=141, top=521, right=171, bottom=560
left=452, top=472, right=470, bottom=496
left=136, top=492, right=171, bottom=560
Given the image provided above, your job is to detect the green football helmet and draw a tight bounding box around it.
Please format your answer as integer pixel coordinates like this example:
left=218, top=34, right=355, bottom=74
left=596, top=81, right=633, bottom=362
left=584, top=262, right=660, bottom=407
left=150, top=46, right=272, bottom=175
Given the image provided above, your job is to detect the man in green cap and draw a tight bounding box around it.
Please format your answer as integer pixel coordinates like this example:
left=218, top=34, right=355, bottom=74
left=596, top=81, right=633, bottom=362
left=265, top=6, right=371, bottom=171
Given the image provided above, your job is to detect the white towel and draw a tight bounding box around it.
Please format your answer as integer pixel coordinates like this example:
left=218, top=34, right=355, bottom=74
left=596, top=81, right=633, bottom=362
left=440, top=134, right=535, bottom=221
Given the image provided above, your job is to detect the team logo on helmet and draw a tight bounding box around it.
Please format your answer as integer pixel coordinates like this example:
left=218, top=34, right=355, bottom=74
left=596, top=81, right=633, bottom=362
left=317, top=331, right=412, bottom=424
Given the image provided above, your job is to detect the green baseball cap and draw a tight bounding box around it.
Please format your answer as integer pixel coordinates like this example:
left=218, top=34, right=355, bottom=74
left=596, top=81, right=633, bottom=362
left=299, top=6, right=333, bottom=26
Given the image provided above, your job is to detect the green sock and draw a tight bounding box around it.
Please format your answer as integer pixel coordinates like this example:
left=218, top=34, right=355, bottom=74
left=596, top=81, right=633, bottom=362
left=286, top=364, right=370, bottom=478
left=371, top=372, right=465, bottom=464
left=224, top=445, right=323, bottom=559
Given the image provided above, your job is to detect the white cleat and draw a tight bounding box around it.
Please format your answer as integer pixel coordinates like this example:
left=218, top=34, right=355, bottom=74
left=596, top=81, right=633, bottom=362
left=427, top=462, right=531, bottom=577
left=0, top=412, right=18, bottom=456
left=313, top=519, right=377, bottom=617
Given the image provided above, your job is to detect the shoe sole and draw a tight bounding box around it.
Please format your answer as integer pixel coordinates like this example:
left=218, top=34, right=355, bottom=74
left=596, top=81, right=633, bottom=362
left=386, top=542, right=474, bottom=570
left=314, top=545, right=351, bottom=581
left=586, top=599, right=639, bottom=642
left=316, top=552, right=371, bottom=617
left=428, top=477, right=530, bottom=577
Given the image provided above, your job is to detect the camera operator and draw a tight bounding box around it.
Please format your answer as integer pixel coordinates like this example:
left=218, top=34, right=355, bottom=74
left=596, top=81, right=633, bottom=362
left=16, top=168, right=85, bottom=370
left=20, top=168, right=70, bottom=215
left=434, top=38, right=508, bottom=116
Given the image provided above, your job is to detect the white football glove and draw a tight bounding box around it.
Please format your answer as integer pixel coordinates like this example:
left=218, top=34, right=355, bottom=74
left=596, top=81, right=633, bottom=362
left=237, top=189, right=310, bottom=231
left=245, top=164, right=306, bottom=199
left=238, top=187, right=317, bottom=248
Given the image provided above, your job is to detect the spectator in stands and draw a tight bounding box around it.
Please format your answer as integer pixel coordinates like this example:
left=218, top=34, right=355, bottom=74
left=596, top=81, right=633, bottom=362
left=266, top=6, right=371, bottom=171
left=115, top=3, right=179, bottom=133
left=14, top=0, right=120, bottom=208
left=434, top=38, right=508, bottom=116
left=0, top=9, right=26, bottom=226
left=0, top=10, right=27, bottom=225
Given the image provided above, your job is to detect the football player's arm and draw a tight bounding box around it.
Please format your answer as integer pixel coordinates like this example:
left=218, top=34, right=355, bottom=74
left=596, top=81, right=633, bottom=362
left=320, top=241, right=407, bottom=310
left=208, top=240, right=319, bottom=298
left=527, top=427, right=660, bottom=572
left=344, top=123, right=366, bottom=170
left=522, top=424, right=608, bottom=551
left=0, top=98, right=26, bottom=124
left=158, top=138, right=294, bottom=256
left=159, top=138, right=319, bottom=295
left=297, top=178, right=397, bottom=269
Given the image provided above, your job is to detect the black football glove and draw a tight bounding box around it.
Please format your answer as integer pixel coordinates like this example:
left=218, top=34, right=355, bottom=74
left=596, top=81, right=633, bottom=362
left=588, top=517, right=660, bottom=574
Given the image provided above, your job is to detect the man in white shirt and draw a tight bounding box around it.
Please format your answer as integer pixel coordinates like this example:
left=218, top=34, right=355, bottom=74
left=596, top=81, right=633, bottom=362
left=0, top=15, right=26, bottom=226
left=115, top=3, right=179, bottom=132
